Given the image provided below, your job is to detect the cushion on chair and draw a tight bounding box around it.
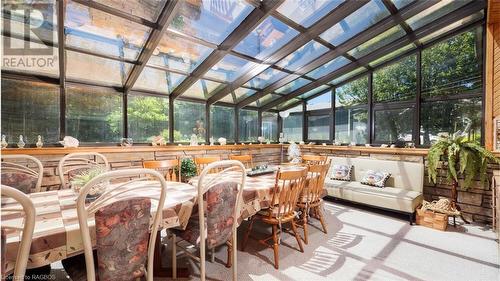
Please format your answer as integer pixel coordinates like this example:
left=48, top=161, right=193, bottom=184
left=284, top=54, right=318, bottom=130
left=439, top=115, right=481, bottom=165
left=94, top=198, right=151, bottom=281
left=1, top=172, right=37, bottom=194
left=174, top=181, right=238, bottom=249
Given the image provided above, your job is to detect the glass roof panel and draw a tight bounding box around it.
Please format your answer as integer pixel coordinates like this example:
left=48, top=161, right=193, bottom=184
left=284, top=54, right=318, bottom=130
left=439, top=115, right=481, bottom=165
left=330, top=66, right=367, bottom=85
left=133, top=67, right=186, bottom=94
left=234, top=87, right=257, bottom=103
left=218, top=94, right=235, bottom=104
left=320, top=0, right=390, bottom=46
left=368, top=43, right=416, bottom=67
left=65, top=1, right=151, bottom=61
left=244, top=68, right=287, bottom=89
left=406, top=0, right=470, bottom=30
left=182, top=79, right=224, bottom=100
left=276, top=0, right=344, bottom=28
left=307, top=56, right=350, bottom=79
left=257, top=94, right=281, bottom=107
left=298, top=85, right=330, bottom=99
left=234, top=16, right=300, bottom=60
left=275, top=78, right=312, bottom=95
left=419, top=11, right=484, bottom=45
left=276, top=40, right=329, bottom=72
left=277, top=98, right=301, bottom=110
left=148, top=32, right=213, bottom=73
left=204, top=54, right=258, bottom=82
left=98, top=0, right=168, bottom=21
left=391, top=0, right=415, bottom=10
left=3, top=1, right=58, bottom=43
left=347, top=26, right=406, bottom=59
left=66, top=51, right=132, bottom=86
left=168, top=0, right=253, bottom=45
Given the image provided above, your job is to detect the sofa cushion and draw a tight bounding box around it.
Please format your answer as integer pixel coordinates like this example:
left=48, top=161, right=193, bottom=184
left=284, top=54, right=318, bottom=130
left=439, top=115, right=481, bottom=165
left=325, top=179, right=423, bottom=213
left=360, top=170, right=391, bottom=188
left=330, top=164, right=353, bottom=181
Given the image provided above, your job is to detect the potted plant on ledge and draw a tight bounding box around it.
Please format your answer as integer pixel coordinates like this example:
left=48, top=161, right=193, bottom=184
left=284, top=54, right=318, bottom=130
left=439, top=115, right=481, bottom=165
left=427, top=135, right=499, bottom=223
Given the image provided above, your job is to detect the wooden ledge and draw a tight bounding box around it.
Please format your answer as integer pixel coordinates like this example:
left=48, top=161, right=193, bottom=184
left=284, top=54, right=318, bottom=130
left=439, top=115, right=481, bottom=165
left=0, top=144, right=283, bottom=155
left=1, top=144, right=429, bottom=157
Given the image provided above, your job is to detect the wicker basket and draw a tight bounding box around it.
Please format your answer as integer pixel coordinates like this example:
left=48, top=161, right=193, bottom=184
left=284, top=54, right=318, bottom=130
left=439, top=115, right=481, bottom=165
left=416, top=208, right=449, bottom=231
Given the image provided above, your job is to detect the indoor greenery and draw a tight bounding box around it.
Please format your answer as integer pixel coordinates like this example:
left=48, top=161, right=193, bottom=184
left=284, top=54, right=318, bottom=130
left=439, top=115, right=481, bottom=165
left=180, top=158, right=197, bottom=182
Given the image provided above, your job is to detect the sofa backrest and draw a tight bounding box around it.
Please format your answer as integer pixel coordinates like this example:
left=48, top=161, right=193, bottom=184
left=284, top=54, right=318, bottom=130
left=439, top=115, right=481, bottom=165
left=327, top=156, right=424, bottom=192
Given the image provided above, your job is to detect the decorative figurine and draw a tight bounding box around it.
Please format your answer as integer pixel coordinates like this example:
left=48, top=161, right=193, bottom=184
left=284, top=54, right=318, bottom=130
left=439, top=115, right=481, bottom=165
left=218, top=137, right=227, bottom=146
left=150, top=136, right=165, bottom=146
left=258, top=136, right=265, bottom=144
left=36, top=135, right=44, bottom=148
left=1, top=135, right=8, bottom=148
left=287, top=141, right=301, bottom=164
left=209, top=137, right=215, bottom=146
left=299, top=141, right=305, bottom=145
left=17, top=135, right=25, bottom=148
left=120, top=138, right=133, bottom=147
left=189, top=134, right=198, bottom=146
left=59, top=136, right=79, bottom=148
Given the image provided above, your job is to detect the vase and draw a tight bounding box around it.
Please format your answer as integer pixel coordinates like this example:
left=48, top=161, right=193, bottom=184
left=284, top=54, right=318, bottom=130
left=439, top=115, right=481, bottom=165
left=17, top=135, right=25, bottom=148
left=1, top=135, right=8, bottom=148
left=36, top=135, right=44, bottom=148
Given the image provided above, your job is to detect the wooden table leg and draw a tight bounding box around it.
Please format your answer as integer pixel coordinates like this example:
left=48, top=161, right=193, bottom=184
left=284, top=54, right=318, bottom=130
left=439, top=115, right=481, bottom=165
left=153, top=230, right=190, bottom=278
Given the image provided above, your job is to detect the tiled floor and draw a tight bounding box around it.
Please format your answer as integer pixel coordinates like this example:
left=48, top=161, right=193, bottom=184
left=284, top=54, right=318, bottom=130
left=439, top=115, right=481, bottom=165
left=45, top=200, right=499, bottom=281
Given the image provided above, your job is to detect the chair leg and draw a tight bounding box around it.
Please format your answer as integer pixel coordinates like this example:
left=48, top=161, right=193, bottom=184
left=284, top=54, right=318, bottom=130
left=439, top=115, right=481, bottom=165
left=210, top=248, right=215, bottom=263
left=272, top=225, right=279, bottom=269
left=301, top=210, right=309, bottom=244
left=316, top=206, right=328, bottom=234
left=290, top=221, right=304, bottom=253
left=226, top=240, right=232, bottom=268
left=232, top=232, right=237, bottom=281
left=242, top=216, right=255, bottom=251
left=171, top=233, right=177, bottom=279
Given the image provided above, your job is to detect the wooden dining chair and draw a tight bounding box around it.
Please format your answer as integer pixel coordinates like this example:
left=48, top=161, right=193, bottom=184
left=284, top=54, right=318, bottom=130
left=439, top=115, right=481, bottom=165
left=242, top=167, right=308, bottom=269
left=170, top=160, right=246, bottom=281
left=297, top=162, right=330, bottom=244
left=194, top=156, right=220, bottom=175
left=302, top=154, right=328, bottom=165
left=229, top=154, right=254, bottom=169
left=58, top=152, right=109, bottom=189
left=143, top=158, right=181, bottom=182
left=1, top=185, right=36, bottom=280
left=62, top=169, right=167, bottom=281
left=1, top=154, right=43, bottom=193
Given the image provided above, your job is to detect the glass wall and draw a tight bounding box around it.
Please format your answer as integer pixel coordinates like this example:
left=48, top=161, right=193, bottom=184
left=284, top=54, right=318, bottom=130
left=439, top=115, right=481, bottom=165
left=174, top=100, right=206, bottom=142
left=210, top=105, right=235, bottom=142
left=1, top=79, right=60, bottom=145
left=128, top=94, right=168, bottom=143
left=283, top=113, right=303, bottom=142
left=308, top=114, right=330, bottom=140
left=334, top=76, right=369, bottom=144
left=66, top=85, right=123, bottom=143
left=238, top=109, right=258, bottom=142
left=262, top=112, right=278, bottom=142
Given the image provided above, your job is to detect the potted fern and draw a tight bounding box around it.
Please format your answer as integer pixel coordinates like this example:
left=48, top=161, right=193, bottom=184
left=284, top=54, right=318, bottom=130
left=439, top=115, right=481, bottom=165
left=427, top=135, right=499, bottom=222
left=70, top=166, right=107, bottom=202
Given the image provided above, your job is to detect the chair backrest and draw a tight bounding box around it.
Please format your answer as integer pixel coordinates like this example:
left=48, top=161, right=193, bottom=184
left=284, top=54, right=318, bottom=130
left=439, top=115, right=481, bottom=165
left=194, top=156, right=220, bottom=175
left=1, top=155, right=43, bottom=193
left=143, top=158, right=181, bottom=182
left=268, top=167, right=308, bottom=219
left=58, top=152, right=109, bottom=189
left=303, top=162, right=330, bottom=204
left=196, top=160, right=246, bottom=275
left=229, top=154, right=253, bottom=169
left=302, top=155, right=328, bottom=165
left=1, top=185, right=35, bottom=279
left=326, top=156, right=424, bottom=192
left=76, top=169, right=167, bottom=281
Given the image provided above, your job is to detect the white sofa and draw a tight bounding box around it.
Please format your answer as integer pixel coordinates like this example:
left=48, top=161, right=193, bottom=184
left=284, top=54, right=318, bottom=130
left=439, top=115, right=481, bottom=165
left=324, top=157, right=424, bottom=223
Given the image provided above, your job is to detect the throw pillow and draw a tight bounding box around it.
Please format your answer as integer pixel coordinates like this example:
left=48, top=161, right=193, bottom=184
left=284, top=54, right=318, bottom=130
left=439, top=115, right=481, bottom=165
left=360, top=170, right=391, bottom=188
left=331, top=165, right=353, bottom=181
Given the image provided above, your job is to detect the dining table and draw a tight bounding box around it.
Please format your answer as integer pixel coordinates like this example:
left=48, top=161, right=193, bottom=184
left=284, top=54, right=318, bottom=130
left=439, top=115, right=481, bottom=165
left=1, top=165, right=306, bottom=276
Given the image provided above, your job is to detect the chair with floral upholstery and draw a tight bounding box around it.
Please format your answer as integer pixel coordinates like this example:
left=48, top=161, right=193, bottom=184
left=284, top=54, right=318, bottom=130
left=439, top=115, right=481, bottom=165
left=297, top=162, right=330, bottom=244
left=170, top=160, right=246, bottom=281
left=57, top=152, right=109, bottom=189
left=1, top=185, right=36, bottom=280
left=1, top=155, right=43, bottom=193
left=62, top=169, right=167, bottom=281
left=242, top=167, right=308, bottom=269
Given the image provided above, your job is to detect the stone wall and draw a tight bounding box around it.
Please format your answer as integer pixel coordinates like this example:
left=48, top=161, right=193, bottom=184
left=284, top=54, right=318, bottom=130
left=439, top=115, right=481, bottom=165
left=300, top=147, right=495, bottom=224
left=20, top=146, right=282, bottom=192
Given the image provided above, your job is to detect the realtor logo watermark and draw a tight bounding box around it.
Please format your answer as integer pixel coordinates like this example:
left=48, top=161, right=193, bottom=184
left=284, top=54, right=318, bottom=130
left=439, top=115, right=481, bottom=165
left=2, top=0, right=58, bottom=72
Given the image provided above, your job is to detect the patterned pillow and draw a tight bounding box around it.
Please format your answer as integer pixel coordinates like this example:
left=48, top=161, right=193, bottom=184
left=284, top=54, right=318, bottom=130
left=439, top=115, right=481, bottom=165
left=360, top=170, right=391, bottom=188
left=330, top=165, right=353, bottom=181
